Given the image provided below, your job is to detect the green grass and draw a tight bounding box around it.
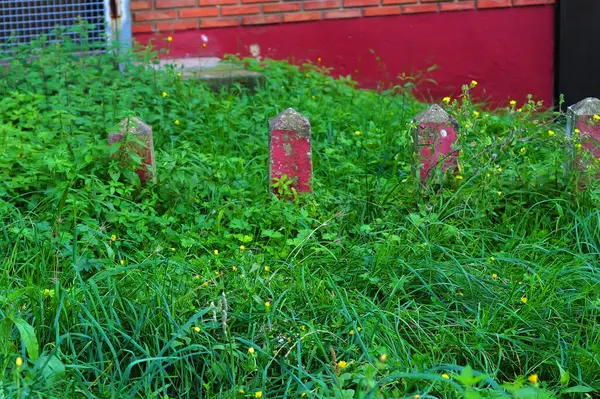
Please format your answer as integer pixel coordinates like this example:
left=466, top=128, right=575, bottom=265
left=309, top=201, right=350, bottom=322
left=1, top=31, right=599, bottom=399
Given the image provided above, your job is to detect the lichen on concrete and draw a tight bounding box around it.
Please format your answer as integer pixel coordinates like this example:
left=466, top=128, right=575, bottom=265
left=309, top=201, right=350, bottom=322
left=416, top=104, right=459, bottom=130
left=181, top=63, right=265, bottom=91
left=109, top=117, right=157, bottom=184
left=568, top=97, right=600, bottom=116
left=268, top=108, right=311, bottom=138
left=118, top=117, right=151, bottom=136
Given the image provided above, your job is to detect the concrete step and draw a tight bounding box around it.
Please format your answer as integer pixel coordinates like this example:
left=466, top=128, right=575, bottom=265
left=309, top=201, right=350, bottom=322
left=154, top=57, right=265, bottom=91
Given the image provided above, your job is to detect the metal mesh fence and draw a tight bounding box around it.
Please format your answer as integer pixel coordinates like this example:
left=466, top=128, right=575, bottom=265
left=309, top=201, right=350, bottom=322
left=0, top=0, right=107, bottom=53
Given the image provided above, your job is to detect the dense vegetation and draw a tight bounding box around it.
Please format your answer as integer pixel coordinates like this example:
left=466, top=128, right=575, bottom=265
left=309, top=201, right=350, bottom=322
left=1, top=30, right=599, bottom=399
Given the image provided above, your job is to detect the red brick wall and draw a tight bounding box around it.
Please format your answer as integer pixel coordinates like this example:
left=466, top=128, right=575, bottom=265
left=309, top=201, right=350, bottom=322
left=131, top=0, right=555, bottom=33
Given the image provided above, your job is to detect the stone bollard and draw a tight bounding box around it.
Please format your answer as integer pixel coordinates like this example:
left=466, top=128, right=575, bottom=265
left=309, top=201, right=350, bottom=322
left=108, top=117, right=157, bottom=184
left=414, top=104, right=459, bottom=184
left=566, top=97, right=600, bottom=187
left=268, top=108, right=312, bottom=196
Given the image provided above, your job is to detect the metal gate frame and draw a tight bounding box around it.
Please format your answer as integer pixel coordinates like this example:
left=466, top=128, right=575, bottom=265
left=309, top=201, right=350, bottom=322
left=105, top=0, right=131, bottom=54
left=0, top=0, right=130, bottom=56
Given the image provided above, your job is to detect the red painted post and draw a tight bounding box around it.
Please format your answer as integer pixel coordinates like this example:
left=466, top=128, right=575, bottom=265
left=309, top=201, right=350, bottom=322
left=268, top=108, right=312, bottom=196
left=108, top=117, right=157, bottom=184
left=567, top=97, right=600, bottom=188
left=414, top=104, right=459, bottom=184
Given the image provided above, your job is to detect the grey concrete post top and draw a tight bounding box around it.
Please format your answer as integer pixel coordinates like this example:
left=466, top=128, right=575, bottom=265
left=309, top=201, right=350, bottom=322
left=268, top=108, right=311, bottom=138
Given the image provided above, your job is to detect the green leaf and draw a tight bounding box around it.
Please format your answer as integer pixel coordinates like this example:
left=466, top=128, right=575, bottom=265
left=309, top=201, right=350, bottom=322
left=557, top=363, right=570, bottom=387
left=13, top=317, right=40, bottom=361
left=36, top=355, right=65, bottom=383
left=513, top=387, right=539, bottom=399
left=454, top=365, right=487, bottom=388
left=465, top=391, right=481, bottom=399
left=341, top=389, right=355, bottom=399
left=560, top=386, right=595, bottom=394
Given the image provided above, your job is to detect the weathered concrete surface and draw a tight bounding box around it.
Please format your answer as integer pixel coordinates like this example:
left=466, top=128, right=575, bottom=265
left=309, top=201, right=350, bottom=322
left=269, top=108, right=312, bottom=196
left=108, top=117, right=157, bottom=184
left=153, top=57, right=264, bottom=91
left=567, top=97, right=600, bottom=187
left=414, top=104, right=459, bottom=182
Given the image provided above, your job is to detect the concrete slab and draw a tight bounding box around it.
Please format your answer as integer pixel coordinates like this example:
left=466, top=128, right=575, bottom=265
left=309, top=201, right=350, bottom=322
left=153, top=57, right=265, bottom=91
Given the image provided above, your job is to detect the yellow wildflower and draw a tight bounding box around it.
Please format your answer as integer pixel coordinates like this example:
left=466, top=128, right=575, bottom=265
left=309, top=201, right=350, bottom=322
left=193, top=326, right=201, bottom=333
left=301, top=325, right=306, bottom=331
left=497, top=167, right=503, bottom=173
left=162, top=92, right=168, bottom=98
left=379, top=353, right=387, bottom=362
left=443, top=96, right=451, bottom=104
left=497, top=191, right=502, bottom=196
left=521, top=297, right=528, bottom=303
left=517, top=108, right=522, bottom=113
left=548, top=130, right=554, bottom=136
left=528, top=373, right=538, bottom=383
left=576, top=143, right=582, bottom=150
left=311, top=95, right=316, bottom=100
left=111, top=234, right=117, bottom=241
left=509, top=100, right=517, bottom=107
left=264, top=266, right=270, bottom=271
left=575, top=128, right=580, bottom=134
left=470, top=80, right=478, bottom=88
left=15, top=357, right=23, bottom=367
left=492, top=273, right=498, bottom=279
left=240, top=245, right=246, bottom=251
left=455, top=175, right=463, bottom=180
left=349, top=329, right=354, bottom=335
left=239, top=389, right=245, bottom=394
left=458, top=291, right=464, bottom=297
left=490, top=256, right=495, bottom=261
left=520, top=147, right=526, bottom=153
left=337, top=360, right=348, bottom=369
left=473, top=111, right=480, bottom=117
left=486, top=173, right=491, bottom=178
left=170, top=247, right=176, bottom=252
left=357, top=327, right=361, bottom=331
left=175, top=120, right=180, bottom=125
left=120, top=259, right=125, bottom=265
left=177, top=73, right=182, bottom=78
left=265, top=301, right=271, bottom=308
left=194, top=274, right=200, bottom=280
left=213, top=249, right=219, bottom=255
left=355, top=131, right=361, bottom=136
left=233, top=266, right=238, bottom=271
left=593, top=114, right=600, bottom=121
left=255, top=391, right=263, bottom=398
left=167, top=36, right=172, bottom=42
left=442, top=373, right=450, bottom=379
left=248, top=347, right=255, bottom=355
left=414, top=396, right=421, bottom=399
left=202, top=281, right=209, bottom=287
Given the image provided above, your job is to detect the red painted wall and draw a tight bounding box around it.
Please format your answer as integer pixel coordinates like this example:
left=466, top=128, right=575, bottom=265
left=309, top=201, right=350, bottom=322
left=134, top=6, right=555, bottom=107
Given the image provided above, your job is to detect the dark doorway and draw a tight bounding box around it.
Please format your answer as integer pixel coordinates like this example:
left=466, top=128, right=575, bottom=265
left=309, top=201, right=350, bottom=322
left=555, top=1, right=600, bottom=107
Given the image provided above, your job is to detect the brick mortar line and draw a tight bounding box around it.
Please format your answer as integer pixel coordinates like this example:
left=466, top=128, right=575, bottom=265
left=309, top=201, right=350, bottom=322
left=132, top=0, right=554, bottom=30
